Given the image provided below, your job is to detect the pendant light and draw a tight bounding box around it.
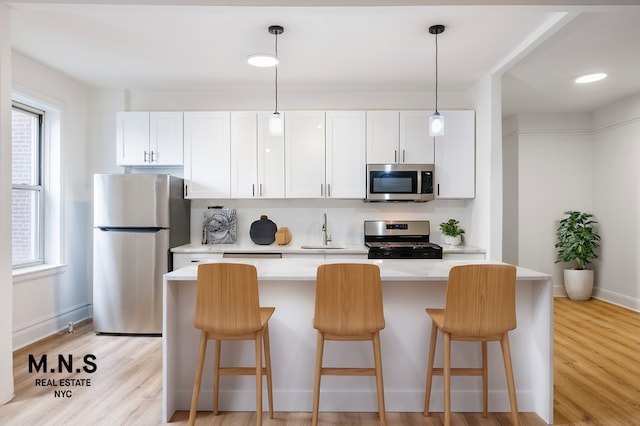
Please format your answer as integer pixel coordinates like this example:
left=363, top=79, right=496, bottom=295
left=429, top=24, right=445, bottom=137
left=268, top=25, right=284, bottom=136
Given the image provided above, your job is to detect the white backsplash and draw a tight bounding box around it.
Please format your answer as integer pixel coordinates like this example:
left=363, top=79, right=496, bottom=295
left=189, top=198, right=471, bottom=247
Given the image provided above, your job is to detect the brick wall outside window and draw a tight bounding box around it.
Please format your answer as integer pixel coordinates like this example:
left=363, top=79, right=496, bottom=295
left=12, top=108, right=41, bottom=265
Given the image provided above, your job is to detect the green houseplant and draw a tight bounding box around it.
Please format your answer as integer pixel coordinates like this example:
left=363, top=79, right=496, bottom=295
left=439, top=219, right=465, bottom=246
left=555, top=211, right=600, bottom=300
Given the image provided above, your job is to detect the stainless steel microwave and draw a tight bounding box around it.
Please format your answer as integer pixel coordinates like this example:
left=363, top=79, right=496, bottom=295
left=366, top=163, right=435, bottom=202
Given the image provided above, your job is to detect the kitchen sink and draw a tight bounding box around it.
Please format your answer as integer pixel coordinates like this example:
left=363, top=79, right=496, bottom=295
left=300, top=245, right=346, bottom=249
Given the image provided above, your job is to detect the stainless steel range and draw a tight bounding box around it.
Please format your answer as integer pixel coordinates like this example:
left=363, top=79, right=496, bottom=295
left=365, top=220, right=443, bottom=259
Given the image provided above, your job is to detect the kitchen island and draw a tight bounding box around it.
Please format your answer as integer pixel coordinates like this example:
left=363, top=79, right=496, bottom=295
left=163, top=258, right=552, bottom=424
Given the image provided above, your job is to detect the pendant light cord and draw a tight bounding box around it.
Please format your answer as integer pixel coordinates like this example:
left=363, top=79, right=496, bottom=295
left=274, top=31, right=279, bottom=114
left=434, top=30, right=439, bottom=113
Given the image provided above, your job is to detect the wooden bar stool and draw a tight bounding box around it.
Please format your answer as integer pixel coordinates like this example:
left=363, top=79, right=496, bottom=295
left=312, top=263, right=386, bottom=426
left=188, top=263, right=275, bottom=426
left=424, top=264, right=519, bottom=426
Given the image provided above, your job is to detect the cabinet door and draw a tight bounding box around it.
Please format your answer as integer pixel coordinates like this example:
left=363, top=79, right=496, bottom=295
left=434, top=110, right=475, bottom=199
left=150, top=112, right=183, bottom=166
left=326, top=111, right=366, bottom=198
left=399, top=110, right=434, bottom=163
left=257, top=112, right=285, bottom=198
left=116, top=111, right=149, bottom=166
left=230, top=112, right=258, bottom=198
left=366, top=111, right=399, bottom=163
left=285, top=111, right=326, bottom=198
left=183, top=111, right=231, bottom=199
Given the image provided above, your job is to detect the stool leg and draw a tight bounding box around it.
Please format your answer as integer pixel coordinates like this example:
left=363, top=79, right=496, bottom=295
left=263, top=323, right=274, bottom=419
left=443, top=332, right=452, bottom=426
left=424, top=322, right=438, bottom=416
left=372, top=331, right=386, bottom=426
left=189, top=332, right=208, bottom=426
left=255, top=331, right=263, bottom=426
left=312, top=331, right=325, bottom=426
left=213, top=339, right=221, bottom=416
left=500, top=333, right=520, bottom=426
left=482, top=341, right=488, bottom=418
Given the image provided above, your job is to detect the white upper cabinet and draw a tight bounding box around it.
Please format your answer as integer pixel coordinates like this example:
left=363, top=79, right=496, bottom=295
left=366, top=111, right=399, bottom=163
left=366, top=111, right=434, bottom=164
left=230, top=112, right=285, bottom=199
left=326, top=111, right=366, bottom=198
left=116, top=111, right=183, bottom=166
left=183, top=111, right=231, bottom=199
left=257, top=112, right=285, bottom=198
left=285, top=111, right=326, bottom=198
left=399, top=111, right=435, bottom=163
left=434, top=110, right=475, bottom=199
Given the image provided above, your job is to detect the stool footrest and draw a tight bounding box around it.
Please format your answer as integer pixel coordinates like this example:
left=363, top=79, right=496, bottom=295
left=219, top=367, right=267, bottom=376
left=321, top=367, right=376, bottom=376
left=432, top=367, right=484, bottom=376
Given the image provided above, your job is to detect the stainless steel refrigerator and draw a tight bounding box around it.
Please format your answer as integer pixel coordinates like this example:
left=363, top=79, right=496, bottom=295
left=93, top=174, right=190, bottom=334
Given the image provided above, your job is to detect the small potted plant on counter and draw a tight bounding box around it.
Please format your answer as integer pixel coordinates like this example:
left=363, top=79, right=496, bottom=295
left=555, top=210, right=600, bottom=300
left=439, top=218, right=465, bottom=246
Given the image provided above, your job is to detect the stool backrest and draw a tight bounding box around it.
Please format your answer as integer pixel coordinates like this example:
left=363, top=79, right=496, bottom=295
left=195, top=263, right=261, bottom=334
left=442, top=264, right=517, bottom=336
left=314, top=263, right=385, bottom=335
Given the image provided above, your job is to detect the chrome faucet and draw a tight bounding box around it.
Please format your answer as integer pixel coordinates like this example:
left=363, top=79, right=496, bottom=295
left=322, top=213, right=332, bottom=246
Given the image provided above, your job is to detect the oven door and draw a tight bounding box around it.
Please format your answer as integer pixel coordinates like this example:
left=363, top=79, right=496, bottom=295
left=366, top=164, right=428, bottom=201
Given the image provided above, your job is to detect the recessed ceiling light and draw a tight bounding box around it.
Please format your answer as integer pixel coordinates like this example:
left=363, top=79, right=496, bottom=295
left=247, top=54, right=278, bottom=67
left=575, top=73, right=607, bottom=84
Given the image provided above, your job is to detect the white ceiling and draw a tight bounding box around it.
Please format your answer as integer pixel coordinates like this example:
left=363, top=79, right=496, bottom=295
left=7, top=1, right=640, bottom=115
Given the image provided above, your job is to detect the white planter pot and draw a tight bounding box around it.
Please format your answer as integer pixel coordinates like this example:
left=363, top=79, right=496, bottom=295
left=563, top=269, right=594, bottom=301
left=443, top=235, right=462, bottom=246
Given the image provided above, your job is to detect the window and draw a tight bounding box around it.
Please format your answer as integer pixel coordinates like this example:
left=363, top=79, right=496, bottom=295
left=12, top=102, right=44, bottom=268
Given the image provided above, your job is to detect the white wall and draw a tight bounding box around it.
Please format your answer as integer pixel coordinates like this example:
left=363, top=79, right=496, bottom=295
left=591, top=93, right=640, bottom=309
left=0, top=2, right=15, bottom=406
left=11, top=52, right=92, bottom=349
left=503, top=113, right=594, bottom=296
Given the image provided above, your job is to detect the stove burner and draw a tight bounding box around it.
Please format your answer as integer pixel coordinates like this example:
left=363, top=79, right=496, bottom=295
left=364, top=220, right=443, bottom=260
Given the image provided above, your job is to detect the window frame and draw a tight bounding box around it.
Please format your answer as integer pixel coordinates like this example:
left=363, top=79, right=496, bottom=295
left=12, top=101, right=45, bottom=268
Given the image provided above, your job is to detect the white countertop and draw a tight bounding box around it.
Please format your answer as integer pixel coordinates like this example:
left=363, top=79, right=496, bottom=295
left=165, top=258, right=549, bottom=282
left=171, top=242, right=486, bottom=256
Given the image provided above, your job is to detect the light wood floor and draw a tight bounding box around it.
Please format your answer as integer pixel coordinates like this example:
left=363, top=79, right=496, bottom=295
left=0, top=297, right=638, bottom=425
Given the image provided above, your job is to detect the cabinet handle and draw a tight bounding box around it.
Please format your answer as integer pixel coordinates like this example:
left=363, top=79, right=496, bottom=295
left=144, top=151, right=148, bottom=162
left=320, top=184, right=324, bottom=197
left=402, top=149, right=406, bottom=163
left=150, top=151, right=155, bottom=163
left=185, top=185, right=188, bottom=197
left=252, top=184, right=255, bottom=197
left=394, top=150, right=397, bottom=163
left=437, top=184, right=440, bottom=196
left=259, top=184, right=263, bottom=197
left=327, top=183, right=331, bottom=197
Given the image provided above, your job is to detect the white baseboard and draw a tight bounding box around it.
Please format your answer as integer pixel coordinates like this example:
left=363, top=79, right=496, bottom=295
left=13, top=304, right=91, bottom=350
left=554, top=285, right=639, bottom=313
left=593, top=288, right=640, bottom=313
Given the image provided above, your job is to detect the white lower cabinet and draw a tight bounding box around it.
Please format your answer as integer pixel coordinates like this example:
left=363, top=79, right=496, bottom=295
left=183, top=112, right=231, bottom=199
left=442, top=252, right=485, bottom=261
left=172, top=253, right=223, bottom=270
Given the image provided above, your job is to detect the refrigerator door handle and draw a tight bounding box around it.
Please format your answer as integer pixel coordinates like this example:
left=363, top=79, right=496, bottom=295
left=97, top=227, right=164, bottom=233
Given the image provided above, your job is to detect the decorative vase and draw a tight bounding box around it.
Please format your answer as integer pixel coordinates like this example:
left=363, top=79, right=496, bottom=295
left=443, top=235, right=462, bottom=246
left=563, top=269, right=594, bottom=301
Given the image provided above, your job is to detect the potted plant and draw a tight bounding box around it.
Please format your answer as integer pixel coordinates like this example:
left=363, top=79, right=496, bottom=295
left=439, top=219, right=465, bottom=246
left=555, top=210, right=600, bottom=300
